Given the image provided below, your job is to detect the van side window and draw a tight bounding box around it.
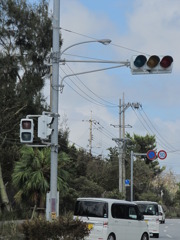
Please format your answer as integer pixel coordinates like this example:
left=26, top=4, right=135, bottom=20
left=128, top=206, right=138, bottom=220
left=111, top=204, right=126, bottom=219
left=74, top=201, right=108, bottom=218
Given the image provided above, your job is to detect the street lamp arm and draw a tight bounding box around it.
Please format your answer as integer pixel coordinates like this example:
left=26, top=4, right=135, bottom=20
left=59, top=64, right=128, bottom=93
left=61, top=39, right=111, bottom=56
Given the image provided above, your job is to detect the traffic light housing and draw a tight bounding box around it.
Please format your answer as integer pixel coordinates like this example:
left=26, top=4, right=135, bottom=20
left=20, top=119, right=34, bottom=143
left=130, top=55, right=173, bottom=74
left=38, top=115, right=54, bottom=140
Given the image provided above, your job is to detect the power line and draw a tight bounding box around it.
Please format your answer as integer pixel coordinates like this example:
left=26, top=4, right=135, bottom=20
left=60, top=27, right=150, bottom=55
left=60, top=65, right=118, bottom=107
left=131, top=106, right=178, bottom=153
left=60, top=66, right=112, bottom=107
left=141, top=107, right=177, bottom=152
left=137, top=108, right=175, bottom=152
left=65, top=63, right=118, bottom=107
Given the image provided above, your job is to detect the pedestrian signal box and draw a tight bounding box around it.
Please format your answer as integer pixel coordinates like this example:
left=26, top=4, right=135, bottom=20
left=20, top=119, right=34, bottom=143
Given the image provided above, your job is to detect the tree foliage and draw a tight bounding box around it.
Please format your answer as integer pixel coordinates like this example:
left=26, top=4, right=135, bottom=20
left=0, top=0, right=52, bottom=212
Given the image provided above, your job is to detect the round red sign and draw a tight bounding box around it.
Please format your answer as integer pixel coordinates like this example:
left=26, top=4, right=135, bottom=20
left=158, top=150, right=167, bottom=160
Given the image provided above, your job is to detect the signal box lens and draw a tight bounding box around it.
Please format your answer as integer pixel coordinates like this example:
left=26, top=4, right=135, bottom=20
left=160, top=56, right=173, bottom=68
left=147, top=55, right=160, bottom=68
left=134, top=55, right=147, bottom=68
left=22, top=121, right=31, bottom=129
left=21, top=132, right=31, bottom=141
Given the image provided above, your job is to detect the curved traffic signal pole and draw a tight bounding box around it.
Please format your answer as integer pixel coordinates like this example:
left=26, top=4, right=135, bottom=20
left=59, top=62, right=129, bottom=93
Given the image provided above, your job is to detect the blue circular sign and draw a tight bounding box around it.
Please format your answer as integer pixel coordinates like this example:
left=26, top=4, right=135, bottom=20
left=147, top=150, right=156, bottom=160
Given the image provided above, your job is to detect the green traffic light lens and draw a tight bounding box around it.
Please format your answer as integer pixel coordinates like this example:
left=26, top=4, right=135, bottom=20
left=21, top=132, right=31, bottom=141
left=147, top=55, right=160, bottom=68
left=134, top=55, right=147, bottom=68
left=160, top=56, right=173, bottom=68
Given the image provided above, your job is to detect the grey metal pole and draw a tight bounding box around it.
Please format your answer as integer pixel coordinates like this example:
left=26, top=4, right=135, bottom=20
left=119, top=99, right=122, bottom=193
left=130, top=152, right=147, bottom=202
left=50, top=0, right=60, bottom=220
left=130, top=150, right=133, bottom=201
left=122, top=93, right=126, bottom=195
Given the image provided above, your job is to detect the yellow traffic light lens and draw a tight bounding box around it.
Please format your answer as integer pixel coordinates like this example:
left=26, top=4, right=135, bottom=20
left=147, top=55, right=160, bottom=68
left=160, top=56, right=173, bottom=68
left=134, top=55, right=147, bottom=68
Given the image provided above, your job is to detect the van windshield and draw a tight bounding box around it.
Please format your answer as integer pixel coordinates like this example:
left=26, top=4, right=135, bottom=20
left=74, top=200, right=108, bottom=218
left=137, top=203, right=158, bottom=216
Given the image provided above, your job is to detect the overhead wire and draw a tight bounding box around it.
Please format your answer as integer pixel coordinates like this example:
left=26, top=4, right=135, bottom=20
left=94, top=121, right=117, bottom=139
left=137, top=108, right=176, bottom=152
left=60, top=66, right=112, bottom=107
left=141, top=107, right=177, bottom=152
left=131, top=106, right=180, bottom=154
left=60, top=27, right=150, bottom=55
left=65, top=63, right=118, bottom=107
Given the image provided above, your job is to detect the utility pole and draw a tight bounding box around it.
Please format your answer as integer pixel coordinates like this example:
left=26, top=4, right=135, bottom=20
left=122, top=93, right=126, bottom=195
left=111, top=94, right=141, bottom=197
left=47, top=0, right=60, bottom=221
left=89, top=111, right=93, bottom=155
left=83, top=111, right=99, bottom=155
left=119, top=98, right=122, bottom=192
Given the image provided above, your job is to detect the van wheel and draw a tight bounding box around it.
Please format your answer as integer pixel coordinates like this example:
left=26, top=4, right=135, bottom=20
left=141, top=233, right=149, bottom=240
left=107, top=234, right=115, bottom=240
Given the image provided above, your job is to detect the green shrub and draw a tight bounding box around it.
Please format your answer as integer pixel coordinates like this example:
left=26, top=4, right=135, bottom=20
left=0, top=221, right=24, bottom=240
left=22, top=215, right=89, bottom=240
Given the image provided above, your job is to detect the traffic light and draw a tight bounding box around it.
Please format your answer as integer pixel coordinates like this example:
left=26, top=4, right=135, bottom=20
left=38, top=115, right=54, bottom=140
left=130, top=55, right=173, bottom=74
left=20, top=119, right=34, bottom=143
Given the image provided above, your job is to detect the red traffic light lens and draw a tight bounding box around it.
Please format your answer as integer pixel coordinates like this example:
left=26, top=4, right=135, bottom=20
left=160, top=56, right=173, bottom=68
left=22, top=120, right=32, bottom=129
left=147, top=55, right=160, bottom=68
left=134, top=55, right=147, bottom=68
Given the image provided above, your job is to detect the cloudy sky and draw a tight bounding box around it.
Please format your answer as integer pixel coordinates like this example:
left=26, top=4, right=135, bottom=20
left=42, top=0, right=180, bottom=174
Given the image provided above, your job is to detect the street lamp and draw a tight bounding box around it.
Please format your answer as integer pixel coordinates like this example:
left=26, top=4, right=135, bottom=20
left=48, top=1, right=114, bottom=221
left=49, top=0, right=173, bottom=221
left=59, top=40, right=129, bottom=92
left=61, top=39, right=111, bottom=55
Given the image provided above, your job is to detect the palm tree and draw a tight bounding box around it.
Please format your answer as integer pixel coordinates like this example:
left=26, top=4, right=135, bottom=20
left=12, top=146, right=70, bottom=209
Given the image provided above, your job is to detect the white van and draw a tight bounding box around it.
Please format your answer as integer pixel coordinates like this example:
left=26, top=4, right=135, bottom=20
left=134, top=201, right=159, bottom=238
left=158, top=204, right=165, bottom=224
left=74, top=198, right=149, bottom=240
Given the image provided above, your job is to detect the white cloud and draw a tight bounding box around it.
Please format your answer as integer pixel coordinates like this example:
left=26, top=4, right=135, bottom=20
left=46, top=0, right=180, bottom=174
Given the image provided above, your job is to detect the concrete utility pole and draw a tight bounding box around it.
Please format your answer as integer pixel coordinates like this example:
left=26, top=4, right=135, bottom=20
left=83, top=111, right=99, bottom=155
left=48, top=0, right=60, bottom=221
left=112, top=95, right=141, bottom=197
left=122, top=93, right=126, bottom=194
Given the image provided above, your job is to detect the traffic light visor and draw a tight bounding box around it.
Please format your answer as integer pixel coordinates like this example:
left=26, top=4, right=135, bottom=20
left=147, top=55, right=160, bottom=68
left=22, top=120, right=32, bottom=129
left=134, top=55, right=147, bottom=68
left=160, top=56, right=173, bottom=68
